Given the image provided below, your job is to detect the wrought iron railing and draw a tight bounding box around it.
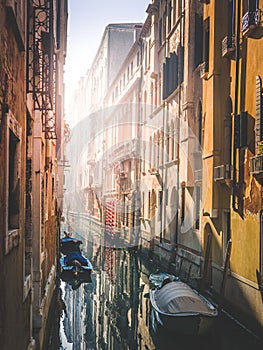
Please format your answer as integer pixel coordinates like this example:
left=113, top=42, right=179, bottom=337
left=27, top=0, right=57, bottom=139
left=242, top=10, right=261, bottom=34
left=222, top=35, right=235, bottom=57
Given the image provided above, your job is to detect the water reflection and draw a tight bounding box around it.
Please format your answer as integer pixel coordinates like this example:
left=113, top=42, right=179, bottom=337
left=48, top=241, right=262, bottom=349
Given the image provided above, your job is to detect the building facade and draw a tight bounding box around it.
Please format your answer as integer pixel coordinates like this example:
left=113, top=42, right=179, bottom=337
left=0, top=1, right=68, bottom=349
left=201, top=0, right=263, bottom=336
left=65, top=0, right=263, bottom=337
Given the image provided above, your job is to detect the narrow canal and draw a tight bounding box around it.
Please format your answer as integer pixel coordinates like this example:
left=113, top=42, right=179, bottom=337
left=44, top=226, right=262, bottom=350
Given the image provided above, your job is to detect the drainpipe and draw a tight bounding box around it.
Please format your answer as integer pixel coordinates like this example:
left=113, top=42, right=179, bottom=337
left=260, top=210, right=263, bottom=288
left=232, top=0, right=241, bottom=212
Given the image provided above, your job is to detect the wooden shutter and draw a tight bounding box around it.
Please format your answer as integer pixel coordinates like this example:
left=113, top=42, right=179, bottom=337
left=178, top=45, right=184, bottom=84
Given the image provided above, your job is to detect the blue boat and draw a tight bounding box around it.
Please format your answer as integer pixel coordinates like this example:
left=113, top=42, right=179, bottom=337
left=60, top=236, right=83, bottom=255
left=60, top=235, right=92, bottom=286
left=59, top=255, right=92, bottom=283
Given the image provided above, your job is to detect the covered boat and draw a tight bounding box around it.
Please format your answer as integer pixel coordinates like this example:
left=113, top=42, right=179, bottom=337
left=59, top=255, right=92, bottom=283
left=150, top=280, right=217, bottom=336
left=60, top=236, right=83, bottom=255
left=59, top=235, right=92, bottom=285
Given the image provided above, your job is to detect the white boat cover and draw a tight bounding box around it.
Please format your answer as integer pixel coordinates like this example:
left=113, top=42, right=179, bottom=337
left=153, top=281, right=216, bottom=315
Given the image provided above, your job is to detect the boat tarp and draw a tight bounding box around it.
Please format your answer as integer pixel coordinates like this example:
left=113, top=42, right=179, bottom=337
left=153, top=281, right=215, bottom=315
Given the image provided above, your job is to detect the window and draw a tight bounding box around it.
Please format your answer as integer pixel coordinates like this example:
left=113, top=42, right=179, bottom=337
left=158, top=190, right=163, bottom=220
left=56, top=0, right=61, bottom=49
left=167, top=1, right=172, bottom=33
left=163, top=52, right=178, bottom=99
left=5, top=0, right=25, bottom=51
left=148, top=191, right=151, bottom=219
left=181, top=181, right=186, bottom=224
left=195, top=186, right=201, bottom=230
left=2, top=111, right=22, bottom=254
left=169, top=121, right=174, bottom=160
left=163, top=11, right=167, bottom=41
left=24, top=112, right=33, bottom=300
left=248, top=0, right=258, bottom=12
left=227, top=0, right=234, bottom=39
left=148, top=39, right=151, bottom=69
left=142, top=192, right=145, bottom=217
left=159, top=18, right=163, bottom=47
left=173, top=0, right=178, bottom=24
left=198, top=101, right=203, bottom=150
left=144, top=42, right=148, bottom=70
left=203, top=18, right=210, bottom=72
left=166, top=125, right=170, bottom=162
left=194, top=13, right=203, bottom=67
left=123, top=73, right=126, bottom=86
left=178, top=45, right=184, bottom=84
left=153, top=133, right=157, bottom=168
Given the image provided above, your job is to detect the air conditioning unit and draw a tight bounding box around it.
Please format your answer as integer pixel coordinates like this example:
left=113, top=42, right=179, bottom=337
left=194, top=169, right=202, bottom=183
left=214, top=164, right=231, bottom=182
left=250, top=155, right=263, bottom=179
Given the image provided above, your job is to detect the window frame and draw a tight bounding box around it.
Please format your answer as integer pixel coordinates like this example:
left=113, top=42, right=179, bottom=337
left=2, top=111, right=22, bottom=255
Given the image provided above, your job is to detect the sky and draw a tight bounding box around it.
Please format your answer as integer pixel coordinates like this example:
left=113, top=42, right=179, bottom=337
left=64, top=0, right=150, bottom=113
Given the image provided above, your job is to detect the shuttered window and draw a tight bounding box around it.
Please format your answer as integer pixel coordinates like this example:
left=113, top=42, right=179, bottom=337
left=194, top=13, right=203, bottom=68
left=248, top=0, right=258, bottom=12
left=178, top=45, right=184, bottom=84
left=162, top=52, right=179, bottom=99
left=203, top=18, right=210, bottom=72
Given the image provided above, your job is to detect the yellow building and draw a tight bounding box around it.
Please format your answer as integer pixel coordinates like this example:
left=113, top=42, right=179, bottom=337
left=201, top=0, right=263, bottom=336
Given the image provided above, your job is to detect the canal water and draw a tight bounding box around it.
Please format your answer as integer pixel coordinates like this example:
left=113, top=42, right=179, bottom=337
left=44, top=234, right=262, bottom=350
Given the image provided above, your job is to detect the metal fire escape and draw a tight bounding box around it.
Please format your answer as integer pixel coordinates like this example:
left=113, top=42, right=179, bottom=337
left=28, top=0, right=57, bottom=139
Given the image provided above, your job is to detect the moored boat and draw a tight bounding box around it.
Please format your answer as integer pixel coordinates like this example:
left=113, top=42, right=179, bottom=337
left=59, top=234, right=93, bottom=287
left=150, top=279, right=218, bottom=336
left=59, top=255, right=92, bottom=283
left=60, top=236, right=83, bottom=255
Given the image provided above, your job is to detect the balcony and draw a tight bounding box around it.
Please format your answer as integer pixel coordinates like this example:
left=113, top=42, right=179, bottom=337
left=222, top=35, right=235, bottom=59
left=250, top=154, right=263, bottom=181
left=242, top=10, right=263, bottom=37
left=199, top=61, right=209, bottom=80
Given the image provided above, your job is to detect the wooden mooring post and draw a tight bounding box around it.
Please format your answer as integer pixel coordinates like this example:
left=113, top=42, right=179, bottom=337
left=218, top=239, right=232, bottom=313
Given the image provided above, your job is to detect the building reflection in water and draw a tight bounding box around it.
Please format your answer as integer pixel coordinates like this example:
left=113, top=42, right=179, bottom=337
left=54, top=237, right=262, bottom=350
left=59, top=242, right=155, bottom=350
